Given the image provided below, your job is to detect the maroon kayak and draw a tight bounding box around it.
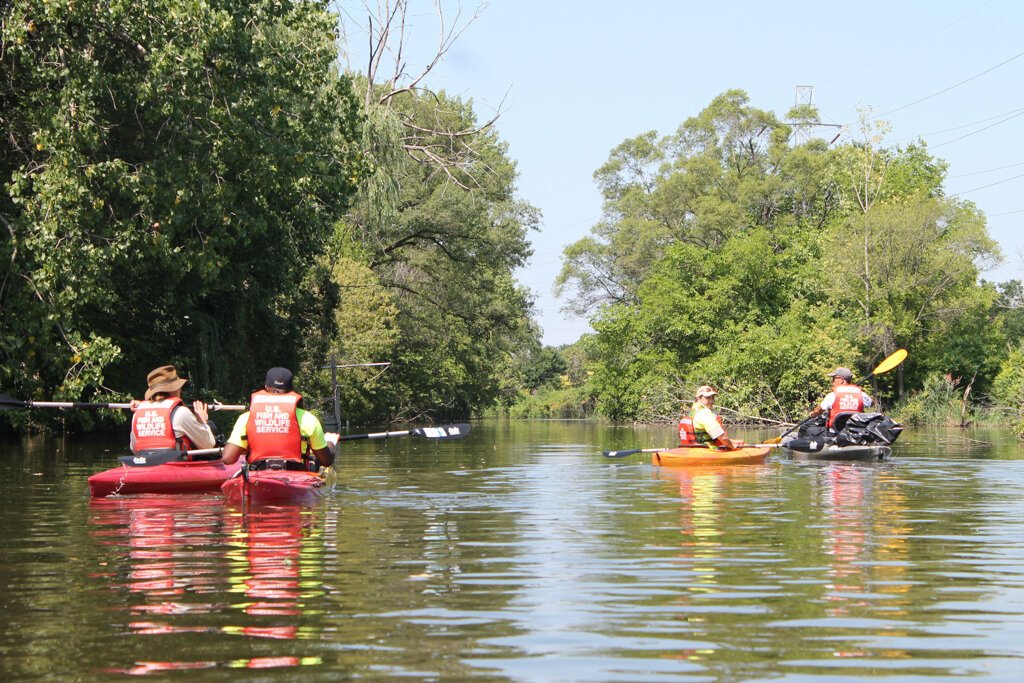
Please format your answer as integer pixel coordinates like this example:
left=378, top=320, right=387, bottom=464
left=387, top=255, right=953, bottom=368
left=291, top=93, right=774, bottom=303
left=89, top=459, right=241, bottom=497
left=221, top=469, right=328, bottom=506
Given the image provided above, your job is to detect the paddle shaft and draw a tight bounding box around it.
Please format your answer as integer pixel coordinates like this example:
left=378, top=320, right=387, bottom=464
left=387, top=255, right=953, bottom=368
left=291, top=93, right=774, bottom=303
left=0, top=396, right=246, bottom=411
left=341, top=429, right=415, bottom=441
left=185, top=448, right=223, bottom=457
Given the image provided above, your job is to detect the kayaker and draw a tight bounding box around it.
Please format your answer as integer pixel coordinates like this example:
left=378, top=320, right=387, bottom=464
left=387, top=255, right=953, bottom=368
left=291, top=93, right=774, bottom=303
left=679, top=385, right=738, bottom=451
left=221, top=367, right=338, bottom=471
left=130, top=365, right=217, bottom=454
left=807, top=367, right=874, bottom=429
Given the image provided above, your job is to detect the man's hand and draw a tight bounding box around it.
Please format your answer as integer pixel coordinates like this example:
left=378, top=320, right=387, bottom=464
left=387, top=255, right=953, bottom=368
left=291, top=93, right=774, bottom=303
left=192, top=400, right=209, bottom=424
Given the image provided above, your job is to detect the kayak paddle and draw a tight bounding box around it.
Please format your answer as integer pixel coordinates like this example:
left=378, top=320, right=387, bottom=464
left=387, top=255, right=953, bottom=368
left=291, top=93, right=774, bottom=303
left=118, top=447, right=224, bottom=466
left=765, top=348, right=908, bottom=445
left=338, top=423, right=471, bottom=441
left=0, top=393, right=246, bottom=411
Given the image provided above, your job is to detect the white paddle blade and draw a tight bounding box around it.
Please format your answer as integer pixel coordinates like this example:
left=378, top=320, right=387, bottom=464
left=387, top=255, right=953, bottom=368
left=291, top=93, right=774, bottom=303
left=414, top=423, right=471, bottom=439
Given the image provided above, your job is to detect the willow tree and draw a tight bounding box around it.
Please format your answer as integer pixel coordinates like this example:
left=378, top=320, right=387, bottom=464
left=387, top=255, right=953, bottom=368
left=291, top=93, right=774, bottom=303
left=1, top=0, right=365, bottom=428
left=302, top=1, right=538, bottom=423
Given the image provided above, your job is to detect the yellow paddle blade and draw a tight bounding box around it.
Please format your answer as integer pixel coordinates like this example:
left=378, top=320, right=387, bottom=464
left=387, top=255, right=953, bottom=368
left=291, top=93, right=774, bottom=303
left=762, top=436, right=782, bottom=445
left=872, top=348, right=908, bottom=377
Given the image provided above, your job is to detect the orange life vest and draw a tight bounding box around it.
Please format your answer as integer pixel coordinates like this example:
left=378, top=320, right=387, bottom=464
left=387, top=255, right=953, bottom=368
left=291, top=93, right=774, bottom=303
left=678, top=416, right=698, bottom=445
left=827, top=384, right=866, bottom=427
left=131, top=398, right=193, bottom=452
left=246, top=390, right=303, bottom=462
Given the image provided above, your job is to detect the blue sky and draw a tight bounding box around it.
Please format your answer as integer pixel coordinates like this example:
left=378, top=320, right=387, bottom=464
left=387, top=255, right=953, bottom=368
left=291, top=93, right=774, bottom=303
left=343, top=0, right=1024, bottom=346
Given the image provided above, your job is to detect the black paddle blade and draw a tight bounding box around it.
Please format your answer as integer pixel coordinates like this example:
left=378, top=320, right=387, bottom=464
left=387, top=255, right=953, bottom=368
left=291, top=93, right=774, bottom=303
left=603, top=449, right=642, bottom=458
left=410, top=423, right=471, bottom=439
left=118, top=450, right=184, bottom=467
left=783, top=437, right=825, bottom=452
left=0, top=393, right=29, bottom=410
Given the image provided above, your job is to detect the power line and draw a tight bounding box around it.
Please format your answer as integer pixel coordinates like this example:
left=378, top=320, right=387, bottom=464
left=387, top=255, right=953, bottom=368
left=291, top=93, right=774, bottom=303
left=951, top=171, right=1024, bottom=196
left=766, top=0, right=996, bottom=110
left=949, top=161, right=1024, bottom=179
left=820, top=0, right=996, bottom=87
left=930, top=109, right=1024, bottom=149
left=868, top=48, right=1024, bottom=120
left=893, top=106, right=1024, bottom=142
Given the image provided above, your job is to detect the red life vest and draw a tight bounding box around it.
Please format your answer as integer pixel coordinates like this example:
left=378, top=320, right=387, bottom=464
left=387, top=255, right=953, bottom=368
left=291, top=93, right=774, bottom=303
left=827, top=384, right=866, bottom=427
left=131, top=398, right=193, bottom=452
left=246, top=390, right=303, bottom=462
left=678, top=416, right=698, bottom=445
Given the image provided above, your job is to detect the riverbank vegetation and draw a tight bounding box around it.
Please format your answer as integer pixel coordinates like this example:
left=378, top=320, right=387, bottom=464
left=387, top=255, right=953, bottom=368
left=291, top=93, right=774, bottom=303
left=2, top=0, right=535, bottom=431
left=498, top=92, right=1024, bottom=435
left=2, top=2, right=1021, bottom=435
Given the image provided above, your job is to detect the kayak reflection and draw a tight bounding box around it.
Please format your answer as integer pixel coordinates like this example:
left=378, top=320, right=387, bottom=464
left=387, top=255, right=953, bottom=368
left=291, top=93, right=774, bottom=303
left=88, top=495, right=334, bottom=673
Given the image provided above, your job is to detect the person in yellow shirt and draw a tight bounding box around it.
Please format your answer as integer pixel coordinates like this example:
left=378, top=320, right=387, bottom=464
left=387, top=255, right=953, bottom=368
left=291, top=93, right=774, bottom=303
left=686, top=385, right=738, bottom=451
left=221, top=367, right=337, bottom=470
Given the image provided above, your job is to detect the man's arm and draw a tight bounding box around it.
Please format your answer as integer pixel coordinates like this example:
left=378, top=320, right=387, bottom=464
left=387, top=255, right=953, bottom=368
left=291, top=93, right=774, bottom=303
left=220, top=413, right=249, bottom=464
left=174, top=403, right=216, bottom=449
left=808, top=393, right=835, bottom=417
left=298, top=410, right=336, bottom=467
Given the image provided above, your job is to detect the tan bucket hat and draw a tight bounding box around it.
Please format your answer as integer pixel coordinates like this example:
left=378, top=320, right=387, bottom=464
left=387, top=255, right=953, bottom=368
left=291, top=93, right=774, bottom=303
left=145, top=365, right=188, bottom=399
left=695, top=385, right=718, bottom=399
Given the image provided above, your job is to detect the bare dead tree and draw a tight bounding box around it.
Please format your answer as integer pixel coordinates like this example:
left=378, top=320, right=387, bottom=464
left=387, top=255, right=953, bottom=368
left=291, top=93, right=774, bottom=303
left=335, top=0, right=507, bottom=190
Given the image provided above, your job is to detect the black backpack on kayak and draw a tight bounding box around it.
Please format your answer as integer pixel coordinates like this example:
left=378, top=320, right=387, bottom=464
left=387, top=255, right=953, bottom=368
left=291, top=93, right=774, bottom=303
left=792, top=412, right=903, bottom=451
left=832, top=412, right=903, bottom=446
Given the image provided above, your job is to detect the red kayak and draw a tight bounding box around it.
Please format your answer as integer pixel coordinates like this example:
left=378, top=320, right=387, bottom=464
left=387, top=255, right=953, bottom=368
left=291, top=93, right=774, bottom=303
left=221, top=469, right=328, bottom=506
left=89, top=459, right=242, bottom=497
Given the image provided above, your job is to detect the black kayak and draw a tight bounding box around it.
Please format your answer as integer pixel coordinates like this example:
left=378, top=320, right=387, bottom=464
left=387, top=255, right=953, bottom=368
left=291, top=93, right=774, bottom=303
left=781, top=441, right=891, bottom=462
left=780, top=412, right=901, bottom=462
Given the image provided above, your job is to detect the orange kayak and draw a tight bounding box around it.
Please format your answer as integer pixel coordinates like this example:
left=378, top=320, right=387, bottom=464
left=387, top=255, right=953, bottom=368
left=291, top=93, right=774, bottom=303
left=651, top=446, right=771, bottom=467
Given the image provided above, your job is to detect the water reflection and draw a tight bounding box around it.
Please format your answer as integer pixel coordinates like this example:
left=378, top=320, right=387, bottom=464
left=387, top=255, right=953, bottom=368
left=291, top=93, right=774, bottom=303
left=4, top=425, right=1024, bottom=680
left=87, top=495, right=332, bottom=674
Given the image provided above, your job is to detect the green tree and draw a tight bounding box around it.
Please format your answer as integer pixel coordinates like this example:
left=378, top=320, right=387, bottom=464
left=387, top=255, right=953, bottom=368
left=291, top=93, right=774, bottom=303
left=823, top=198, right=1001, bottom=375
left=1, top=0, right=364, bottom=428
left=547, top=91, right=1009, bottom=423
left=556, top=90, right=835, bottom=318
left=330, top=84, right=537, bottom=420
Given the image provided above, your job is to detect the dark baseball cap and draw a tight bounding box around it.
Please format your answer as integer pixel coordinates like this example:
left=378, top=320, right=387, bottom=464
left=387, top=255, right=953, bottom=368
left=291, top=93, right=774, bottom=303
left=827, top=367, right=853, bottom=381
left=265, top=367, right=294, bottom=391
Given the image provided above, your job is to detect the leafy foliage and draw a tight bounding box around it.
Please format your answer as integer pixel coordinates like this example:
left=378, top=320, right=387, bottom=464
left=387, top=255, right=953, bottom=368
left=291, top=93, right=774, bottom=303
left=332, top=84, right=539, bottom=422
left=540, top=90, right=1017, bottom=424
left=2, top=0, right=365, bottom=429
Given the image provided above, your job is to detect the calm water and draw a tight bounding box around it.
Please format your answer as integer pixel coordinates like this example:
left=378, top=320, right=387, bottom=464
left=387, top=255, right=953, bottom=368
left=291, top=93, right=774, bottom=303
left=1, top=421, right=1023, bottom=681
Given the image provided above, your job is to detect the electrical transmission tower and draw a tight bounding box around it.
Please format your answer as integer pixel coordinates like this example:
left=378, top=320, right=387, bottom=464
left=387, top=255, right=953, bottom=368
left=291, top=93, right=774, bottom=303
left=788, top=85, right=843, bottom=145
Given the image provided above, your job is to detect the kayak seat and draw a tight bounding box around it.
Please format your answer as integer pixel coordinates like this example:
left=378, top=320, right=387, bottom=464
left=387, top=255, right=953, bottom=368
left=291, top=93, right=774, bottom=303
left=249, top=458, right=309, bottom=472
